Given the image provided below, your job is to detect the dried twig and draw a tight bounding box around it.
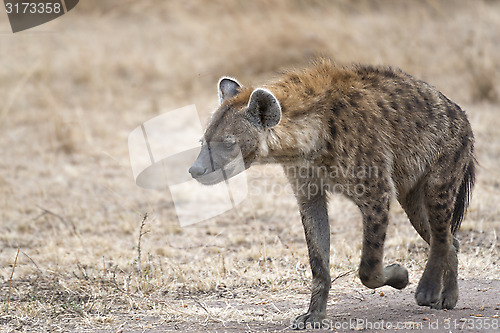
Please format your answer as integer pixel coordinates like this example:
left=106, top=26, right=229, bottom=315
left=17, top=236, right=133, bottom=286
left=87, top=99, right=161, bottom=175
left=164, top=231, right=224, bottom=250
left=23, top=252, right=45, bottom=278
left=189, top=295, right=223, bottom=324
left=164, top=242, right=225, bottom=250
left=35, top=205, right=77, bottom=235
left=352, top=290, right=365, bottom=301
left=110, top=265, right=128, bottom=295
left=137, top=213, right=150, bottom=276
left=6, top=248, right=20, bottom=312
left=331, top=269, right=355, bottom=284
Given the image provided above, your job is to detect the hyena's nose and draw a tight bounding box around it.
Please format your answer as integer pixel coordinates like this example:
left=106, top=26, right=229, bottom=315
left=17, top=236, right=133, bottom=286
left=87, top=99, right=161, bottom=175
left=188, top=164, right=207, bottom=178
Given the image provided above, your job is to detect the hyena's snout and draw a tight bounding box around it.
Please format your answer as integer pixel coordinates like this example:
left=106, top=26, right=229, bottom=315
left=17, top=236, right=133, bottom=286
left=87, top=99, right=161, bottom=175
left=188, top=162, right=206, bottom=178
left=189, top=142, right=245, bottom=185
left=189, top=145, right=212, bottom=179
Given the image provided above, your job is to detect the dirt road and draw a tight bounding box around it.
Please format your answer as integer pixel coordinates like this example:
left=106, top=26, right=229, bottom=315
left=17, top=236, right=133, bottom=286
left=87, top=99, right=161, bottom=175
left=92, top=279, right=498, bottom=332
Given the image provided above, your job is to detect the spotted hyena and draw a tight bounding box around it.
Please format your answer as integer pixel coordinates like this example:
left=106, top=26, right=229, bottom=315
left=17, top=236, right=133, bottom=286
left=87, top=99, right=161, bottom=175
left=189, top=60, right=475, bottom=328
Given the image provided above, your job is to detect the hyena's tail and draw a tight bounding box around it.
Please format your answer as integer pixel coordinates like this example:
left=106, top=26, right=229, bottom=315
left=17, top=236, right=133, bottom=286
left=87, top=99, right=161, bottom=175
left=451, top=158, right=476, bottom=235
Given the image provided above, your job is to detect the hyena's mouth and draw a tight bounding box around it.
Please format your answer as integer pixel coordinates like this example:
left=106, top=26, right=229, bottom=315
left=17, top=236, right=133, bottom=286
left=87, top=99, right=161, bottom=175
left=193, top=170, right=226, bottom=185
left=192, top=159, right=245, bottom=186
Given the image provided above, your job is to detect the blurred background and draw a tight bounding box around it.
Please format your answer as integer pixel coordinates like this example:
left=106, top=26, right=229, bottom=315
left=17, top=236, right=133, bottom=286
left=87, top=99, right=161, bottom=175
left=0, top=0, right=499, bottom=331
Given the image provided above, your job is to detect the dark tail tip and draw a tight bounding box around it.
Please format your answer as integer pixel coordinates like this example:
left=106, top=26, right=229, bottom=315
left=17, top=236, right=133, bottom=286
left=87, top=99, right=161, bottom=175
left=451, top=159, right=475, bottom=235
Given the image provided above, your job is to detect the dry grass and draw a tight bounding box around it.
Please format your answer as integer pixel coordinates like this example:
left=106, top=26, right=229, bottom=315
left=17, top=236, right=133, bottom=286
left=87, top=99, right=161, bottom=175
left=0, top=0, right=499, bottom=331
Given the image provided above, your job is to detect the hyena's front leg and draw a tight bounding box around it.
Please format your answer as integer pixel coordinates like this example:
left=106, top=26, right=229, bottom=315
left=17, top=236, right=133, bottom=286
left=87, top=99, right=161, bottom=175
left=287, top=175, right=331, bottom=329
left=294, top=194, right=330, bottom=328
left=357, top=195, right=409, bottom=290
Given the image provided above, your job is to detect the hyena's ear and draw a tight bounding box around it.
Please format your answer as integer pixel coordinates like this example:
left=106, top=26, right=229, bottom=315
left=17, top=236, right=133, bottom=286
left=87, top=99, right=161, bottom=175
left=247, top=88, right=281, bottom=129
left=218, top=77, right=241, bottom=104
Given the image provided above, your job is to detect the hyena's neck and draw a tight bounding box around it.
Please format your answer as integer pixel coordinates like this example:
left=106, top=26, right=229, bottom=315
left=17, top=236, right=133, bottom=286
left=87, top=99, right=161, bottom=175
left=257, top=117, right=326, bottom=164
left=254, top=71, right=336, bottom=165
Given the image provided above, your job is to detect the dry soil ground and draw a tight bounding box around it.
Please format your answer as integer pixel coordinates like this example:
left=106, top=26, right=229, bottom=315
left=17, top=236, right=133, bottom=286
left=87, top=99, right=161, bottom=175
left=96, top=279, right=499, bottom=332
left=0, top=1, right=499, bottom=332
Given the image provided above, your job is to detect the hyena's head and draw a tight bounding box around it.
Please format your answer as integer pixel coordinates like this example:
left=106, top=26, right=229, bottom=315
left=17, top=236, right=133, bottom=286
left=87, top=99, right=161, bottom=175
left=189, top=77, right=281, bottom=185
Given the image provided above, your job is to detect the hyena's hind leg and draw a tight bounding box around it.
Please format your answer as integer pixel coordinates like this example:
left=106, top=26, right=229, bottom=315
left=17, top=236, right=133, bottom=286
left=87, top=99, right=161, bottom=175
left=399, top=178, right=461, bottom=257
left=400, top=179, right=460, bottom=309
left=355, top=189, right=409, bottom=291
left=412, top=159, right=474, bottom=310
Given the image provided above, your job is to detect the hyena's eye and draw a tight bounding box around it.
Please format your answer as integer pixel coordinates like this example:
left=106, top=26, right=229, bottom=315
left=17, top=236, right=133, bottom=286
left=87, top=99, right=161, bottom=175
left=223, top=141, right=236, bottom=149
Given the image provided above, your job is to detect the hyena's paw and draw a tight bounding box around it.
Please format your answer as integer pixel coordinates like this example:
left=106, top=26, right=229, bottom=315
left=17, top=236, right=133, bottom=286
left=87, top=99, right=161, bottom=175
left=415, top=278, right=442, bottom=308
left=383, top=264, right=409, bottom=290
left=438, top=278, right=459, bottom=310
left=436, top=288, right=458, bottom=310
left=292, top=312, right=326, bottom=330
left=440, top=250, right=459, bottom=309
